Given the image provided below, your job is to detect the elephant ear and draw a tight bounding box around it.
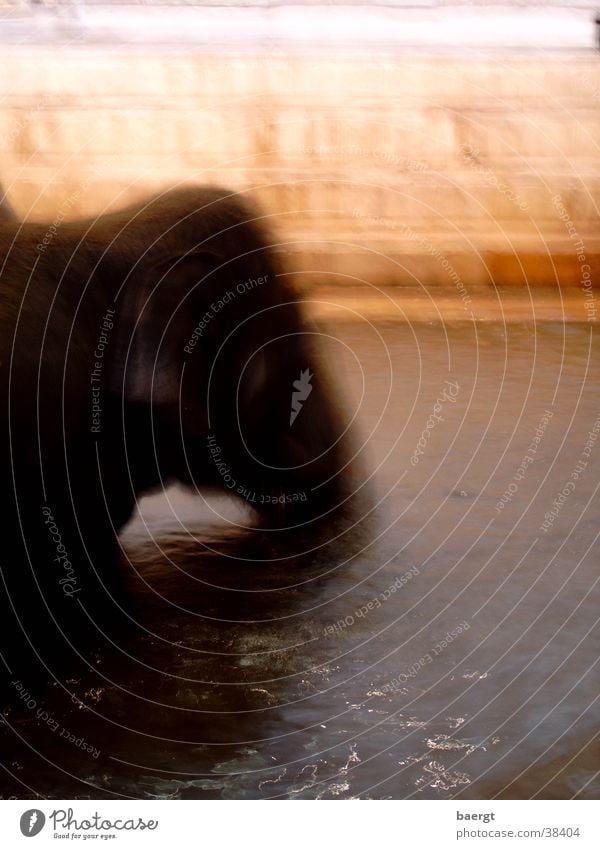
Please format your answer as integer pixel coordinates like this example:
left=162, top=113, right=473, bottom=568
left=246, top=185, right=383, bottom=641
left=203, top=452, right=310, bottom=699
left=111, top=249, right=222, bottom=405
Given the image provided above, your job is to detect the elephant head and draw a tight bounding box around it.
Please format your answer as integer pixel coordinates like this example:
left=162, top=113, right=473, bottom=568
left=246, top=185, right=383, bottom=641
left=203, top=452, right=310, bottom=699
left=1, top=185, right=362, bottom=536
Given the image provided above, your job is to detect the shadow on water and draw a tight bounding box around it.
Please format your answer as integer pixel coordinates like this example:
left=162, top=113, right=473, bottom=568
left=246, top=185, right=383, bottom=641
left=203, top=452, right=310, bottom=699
left=1, top=319, right=598, bottom=799
left=0, top=509, right=380, bottom=800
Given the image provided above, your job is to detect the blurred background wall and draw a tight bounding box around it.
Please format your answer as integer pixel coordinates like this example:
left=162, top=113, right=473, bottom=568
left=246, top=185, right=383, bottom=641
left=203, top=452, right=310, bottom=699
left=0, top=1, right=599, bottom=292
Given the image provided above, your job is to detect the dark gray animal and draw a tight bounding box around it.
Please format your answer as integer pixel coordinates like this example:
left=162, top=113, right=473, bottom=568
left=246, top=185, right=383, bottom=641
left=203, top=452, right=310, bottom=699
left=0, top=186, right=359, bottom=678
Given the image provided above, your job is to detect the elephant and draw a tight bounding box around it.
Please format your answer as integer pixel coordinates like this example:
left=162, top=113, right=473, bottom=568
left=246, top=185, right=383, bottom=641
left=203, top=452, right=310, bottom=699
left=0, top=185, right=363, bottom=679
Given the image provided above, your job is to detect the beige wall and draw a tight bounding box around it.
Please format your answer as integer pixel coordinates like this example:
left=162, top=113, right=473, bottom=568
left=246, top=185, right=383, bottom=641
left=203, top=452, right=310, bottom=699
left=1, top=48, right=599, bottom=288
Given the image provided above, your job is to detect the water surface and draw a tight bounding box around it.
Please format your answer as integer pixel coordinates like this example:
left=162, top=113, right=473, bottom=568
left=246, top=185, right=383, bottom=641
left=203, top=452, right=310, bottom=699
left=1, top=319, right=598, bottom=800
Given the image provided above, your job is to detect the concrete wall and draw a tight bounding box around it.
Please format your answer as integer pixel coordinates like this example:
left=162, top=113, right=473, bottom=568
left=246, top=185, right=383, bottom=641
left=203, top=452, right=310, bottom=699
left=1, top=46, right=599, bottom=288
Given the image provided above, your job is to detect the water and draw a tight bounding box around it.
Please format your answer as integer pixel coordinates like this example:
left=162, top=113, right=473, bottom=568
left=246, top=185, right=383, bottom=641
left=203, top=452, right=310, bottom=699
left=1, top=318, right=598, bottom=799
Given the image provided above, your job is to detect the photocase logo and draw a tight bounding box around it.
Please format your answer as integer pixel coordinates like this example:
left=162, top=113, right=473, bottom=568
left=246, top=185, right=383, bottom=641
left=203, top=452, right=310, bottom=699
left=20, top=810, right=45, bottom=837
left=289, top=368, right=312, bottom=425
